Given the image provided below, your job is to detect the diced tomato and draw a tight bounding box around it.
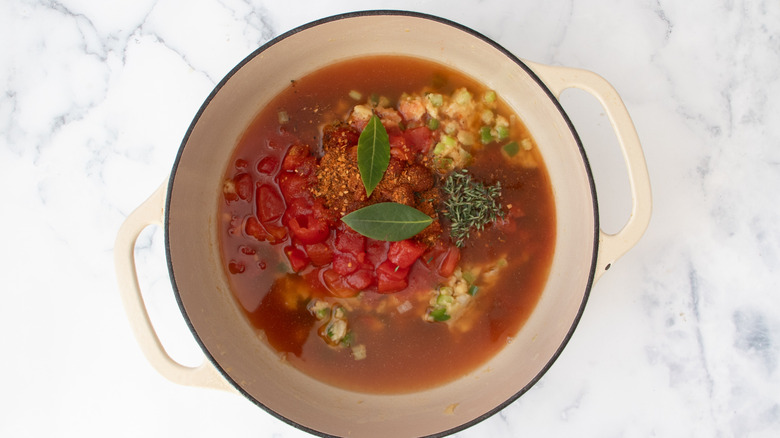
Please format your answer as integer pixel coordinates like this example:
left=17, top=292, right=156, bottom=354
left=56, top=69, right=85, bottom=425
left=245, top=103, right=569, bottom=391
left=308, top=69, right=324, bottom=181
left=281, top=143, right=310, bottom=171
left=345, top=265, right=375, bottom=290
left=376, top=260, right=410, bottom=293
left=235, top=158, right=249, bottom=170
left=277, top=173, right=312, bottom=203
left=333, top=252, right=359, bottom=275
left=404, top=126, right=434, bottom=154
left=438, top=245, right=461, bottom=277
left=288, top=215, right=329, bottom=244
left=256, top=184, right=285, bottom=223
left=322, top=269, right=360, bottom=298
left=387, top=239, right=426, bottom=269
left=284, top=246, right=309, bottom=272
left=244, top=216, right=266, bottom=241
left=284, top=199, right=329, bottom=244
left=335, top=227, right=366, bottom=256
left=296, top=156, right=317, bottom=178
left=389, top=134, right=408, bottom=149
left=256, top=156, right=278, bottom=175
left=234, top=173, right=253, bottom=201
left=263, top=223, right=287, bottom=244
left=304, top=242, right=333, bottom=266
left=366, top=239, right=388, bottom=268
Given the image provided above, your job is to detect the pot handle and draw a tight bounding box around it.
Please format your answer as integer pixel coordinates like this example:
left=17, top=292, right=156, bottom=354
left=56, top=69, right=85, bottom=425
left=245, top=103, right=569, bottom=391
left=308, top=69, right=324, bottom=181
left=114, top=181, right=234, bottom=392
left=525, top=61, right=652, bottom=281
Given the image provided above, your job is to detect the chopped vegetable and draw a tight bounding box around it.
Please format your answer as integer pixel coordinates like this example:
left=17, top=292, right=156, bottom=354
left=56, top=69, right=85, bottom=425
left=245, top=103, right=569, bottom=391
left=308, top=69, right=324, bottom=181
left=502, top=141, right=519, bottom=157
left=349, top=90, right=362, bottom=100
left=278, top=110, right=289, bottom=124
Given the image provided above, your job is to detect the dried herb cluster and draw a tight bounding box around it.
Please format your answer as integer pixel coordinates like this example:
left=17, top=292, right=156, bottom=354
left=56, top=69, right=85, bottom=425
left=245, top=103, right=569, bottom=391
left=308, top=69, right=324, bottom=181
left=442, top=169, right=504, bottom=247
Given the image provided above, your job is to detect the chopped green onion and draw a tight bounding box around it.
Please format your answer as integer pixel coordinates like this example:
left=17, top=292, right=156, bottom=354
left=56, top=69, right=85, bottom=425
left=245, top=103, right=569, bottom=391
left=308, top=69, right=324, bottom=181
left=496, top=125, right=510, bottom=140
left=480, top=126, right=494, bottom=144
left=428, top=118, right=440, bottom=130
left=349, top=90, right=362, bottom=100
left=442, top=135, right=457, bottom=147
left=436, top=294, right=454, bottom=306
left=430, top=307, right=451, bottom=322
left=503, top=141, right=519, bottom=157
left=483, top=90, right=497, bottom=104
left=468, top=285, right=479, bottom=296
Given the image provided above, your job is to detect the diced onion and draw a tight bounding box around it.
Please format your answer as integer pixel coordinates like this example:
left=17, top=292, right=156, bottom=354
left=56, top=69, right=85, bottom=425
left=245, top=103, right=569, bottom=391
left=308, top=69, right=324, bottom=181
left=397, top=300, right=413, bottom=314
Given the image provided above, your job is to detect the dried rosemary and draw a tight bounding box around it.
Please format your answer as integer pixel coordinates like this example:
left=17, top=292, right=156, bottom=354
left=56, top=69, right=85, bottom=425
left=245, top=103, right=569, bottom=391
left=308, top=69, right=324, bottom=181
left=442, top=169, right=504, bottom=247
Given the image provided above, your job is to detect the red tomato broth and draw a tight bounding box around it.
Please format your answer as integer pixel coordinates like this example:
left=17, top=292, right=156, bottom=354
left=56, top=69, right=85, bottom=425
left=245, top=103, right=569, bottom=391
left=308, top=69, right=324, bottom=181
left=218, top=56, right=556, bottom=394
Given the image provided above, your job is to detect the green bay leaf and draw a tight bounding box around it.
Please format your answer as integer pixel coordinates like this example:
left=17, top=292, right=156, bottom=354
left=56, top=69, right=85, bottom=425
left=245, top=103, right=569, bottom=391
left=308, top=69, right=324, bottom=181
left=341, top=202, right=433, bottom=242
left=357, top=115, right=390, bottom=197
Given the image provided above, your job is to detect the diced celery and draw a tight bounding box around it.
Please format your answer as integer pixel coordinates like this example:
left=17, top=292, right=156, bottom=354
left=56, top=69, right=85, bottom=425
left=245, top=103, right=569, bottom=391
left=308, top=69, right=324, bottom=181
left=349, top=90, right=362, bottom=100
left=427, top=93, right=443, bottom=107
left=496, top=258, right=508, bottom=268
left=480, top=126, right=494, bottom=144
left=462, top=271, right=476, bottom=284
left=453, top=88, right=472, bottom=105
left=457, top=130, right=475, bottom=146
left=503, top=141, right=519, bottom=157
left=468, top=285, right=479, bottom=296
left=481, top=109, right=495, bottom=125
left=483, top=90, right=497, bottom=103
left=433, top=142, right=449, bottom=155
left=442, top=135, right=457, bottom=147
left=428, top=118, right=440, bottom=130
left=496, top=125, right=510, bottom=140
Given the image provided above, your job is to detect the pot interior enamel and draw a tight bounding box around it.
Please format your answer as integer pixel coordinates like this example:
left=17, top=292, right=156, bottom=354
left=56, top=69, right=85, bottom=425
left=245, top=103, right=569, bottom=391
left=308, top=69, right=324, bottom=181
left=166, top=12, right=596, bottom=438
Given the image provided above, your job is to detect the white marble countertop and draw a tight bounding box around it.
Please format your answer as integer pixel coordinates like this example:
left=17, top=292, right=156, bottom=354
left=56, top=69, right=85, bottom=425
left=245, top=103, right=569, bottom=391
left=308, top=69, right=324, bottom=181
left=2, top=0, right=778, bottom=437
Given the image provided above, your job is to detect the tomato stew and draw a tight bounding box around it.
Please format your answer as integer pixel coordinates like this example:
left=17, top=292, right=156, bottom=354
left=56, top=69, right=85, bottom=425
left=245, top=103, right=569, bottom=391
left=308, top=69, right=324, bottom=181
left=219, top=56, right=555, bottom=394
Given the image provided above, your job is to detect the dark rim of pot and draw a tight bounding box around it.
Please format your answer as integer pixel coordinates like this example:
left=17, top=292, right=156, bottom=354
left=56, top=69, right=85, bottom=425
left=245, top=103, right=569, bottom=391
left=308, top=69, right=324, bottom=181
left=164, top=9, right=599, bottom=438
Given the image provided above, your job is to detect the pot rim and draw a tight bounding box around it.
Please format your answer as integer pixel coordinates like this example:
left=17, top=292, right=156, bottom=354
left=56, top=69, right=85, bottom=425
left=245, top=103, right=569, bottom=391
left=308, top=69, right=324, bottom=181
left=164, top=9, right=599, bottom=438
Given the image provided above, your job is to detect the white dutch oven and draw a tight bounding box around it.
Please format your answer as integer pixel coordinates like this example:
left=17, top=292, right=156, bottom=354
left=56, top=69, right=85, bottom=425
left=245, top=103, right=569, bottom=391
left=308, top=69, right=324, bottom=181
left=115, top=11, right=651, bottom=437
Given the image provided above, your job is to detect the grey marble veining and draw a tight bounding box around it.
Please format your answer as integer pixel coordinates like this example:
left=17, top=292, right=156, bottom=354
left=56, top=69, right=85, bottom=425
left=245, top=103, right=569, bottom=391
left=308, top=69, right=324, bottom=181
left=2, top=0, right=778, bottom=437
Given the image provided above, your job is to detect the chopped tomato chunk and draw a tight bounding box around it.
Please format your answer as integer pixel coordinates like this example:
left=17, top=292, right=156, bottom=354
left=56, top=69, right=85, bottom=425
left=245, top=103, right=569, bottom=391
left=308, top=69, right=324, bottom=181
left=256, top=184, right=285, bottom=223
left=345, top=265, right=375, bottom=290
left=234, top=173, right=253, bottom=201
left=304, top=242, right=333, bottom=266
left=335, top=227, right=366, bottom=256
left=284, top=246, right=309, bottom=272
left=387, top=239, right=426, bottom=269
left=333, top=252, right=359, bottom=275
left=322, top=268, right=360, bottom=298
left=256, top=156, right=278, bottom=174
left=244, top=216, right=266, bottom=241
left=376, top=260, right=410, bottom=293
left=404, top=126, right=434, bottom=154
left=284, top=199, right=330, bottom=244
left=278, top=173, right=312, bottom=203
left=438, top=245, right=461, bottom=277
left=281, top=143, right=310, bottom=171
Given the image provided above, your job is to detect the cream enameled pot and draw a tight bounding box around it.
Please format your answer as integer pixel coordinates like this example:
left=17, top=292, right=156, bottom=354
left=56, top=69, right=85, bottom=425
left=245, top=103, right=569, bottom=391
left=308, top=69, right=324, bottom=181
left=115, top=11, right=651, bottom=437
